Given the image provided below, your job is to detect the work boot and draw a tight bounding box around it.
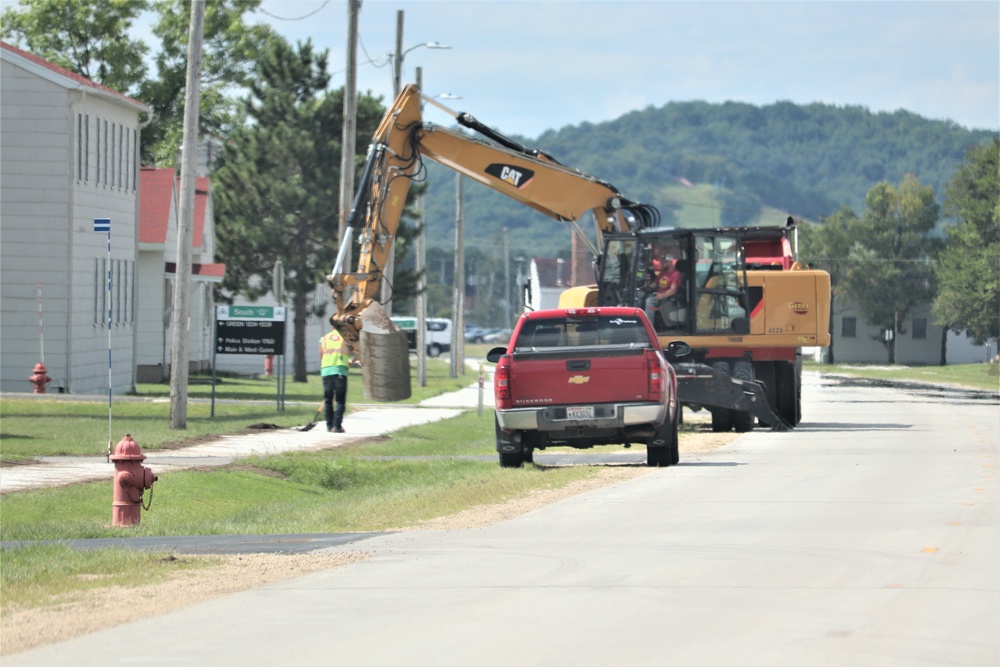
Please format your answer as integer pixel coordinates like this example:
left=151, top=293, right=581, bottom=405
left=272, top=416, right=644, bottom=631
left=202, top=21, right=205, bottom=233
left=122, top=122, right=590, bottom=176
left=333, top=426, right=345, bottom=434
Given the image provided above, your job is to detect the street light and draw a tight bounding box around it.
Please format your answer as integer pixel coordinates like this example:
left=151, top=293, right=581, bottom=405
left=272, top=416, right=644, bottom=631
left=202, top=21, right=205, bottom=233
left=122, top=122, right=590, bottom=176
left=392, top=42, right=450, bottom=96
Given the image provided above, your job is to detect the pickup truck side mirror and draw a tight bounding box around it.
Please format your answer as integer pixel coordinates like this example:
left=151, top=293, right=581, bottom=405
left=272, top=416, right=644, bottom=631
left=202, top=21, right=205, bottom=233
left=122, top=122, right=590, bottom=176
left=486, top=346, right=508, bottom=363
left=664, top=340, right=691, bottom=359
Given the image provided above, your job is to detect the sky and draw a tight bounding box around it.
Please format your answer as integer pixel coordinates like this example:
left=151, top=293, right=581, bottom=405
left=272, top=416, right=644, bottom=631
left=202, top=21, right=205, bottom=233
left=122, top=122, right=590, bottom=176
left=227, top=0, right=999, bottom=138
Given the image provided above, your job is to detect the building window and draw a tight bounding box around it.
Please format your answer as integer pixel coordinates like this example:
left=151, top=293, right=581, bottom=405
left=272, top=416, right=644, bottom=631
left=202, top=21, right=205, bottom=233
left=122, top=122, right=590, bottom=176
left=842, top=316, right=857, bottom=338
left=103, top=119, right=108, bottom=186
left=115, top=260, right=122, bottom=324
left=132, top=129, right=138, bottom=191
left=84, top=114, right=89, bottom=183
left=118, top=124, right=124, bottom=190
left=76, top=113, right=83, bottom=181
left=94, top=259, right=100, bottom=325
left=95, top=119, right=100, bottom=185
left=913, top=318, right=927, bottom=340
left=110, top=122, right=115, bottom=189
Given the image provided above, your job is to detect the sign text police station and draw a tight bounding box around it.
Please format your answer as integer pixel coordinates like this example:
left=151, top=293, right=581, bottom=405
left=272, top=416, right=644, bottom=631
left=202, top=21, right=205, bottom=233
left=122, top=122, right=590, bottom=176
left=215, top=306, right=286, bottom=355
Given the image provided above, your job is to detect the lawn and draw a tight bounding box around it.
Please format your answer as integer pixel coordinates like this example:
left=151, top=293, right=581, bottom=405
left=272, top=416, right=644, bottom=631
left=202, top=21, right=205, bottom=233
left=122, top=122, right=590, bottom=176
left=806, top=361, right=998, bottom=392
left=0, top=356, right=474, bottom=462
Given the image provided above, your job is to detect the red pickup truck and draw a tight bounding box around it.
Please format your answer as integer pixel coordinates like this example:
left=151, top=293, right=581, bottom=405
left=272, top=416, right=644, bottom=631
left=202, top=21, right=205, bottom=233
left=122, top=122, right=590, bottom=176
left=486, top=307, right=685, bottom=468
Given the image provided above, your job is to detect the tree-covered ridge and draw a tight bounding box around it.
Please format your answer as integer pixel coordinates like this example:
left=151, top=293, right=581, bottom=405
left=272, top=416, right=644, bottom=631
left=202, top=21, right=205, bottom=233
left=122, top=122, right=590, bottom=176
left=419, top=100, right=997, bottom=256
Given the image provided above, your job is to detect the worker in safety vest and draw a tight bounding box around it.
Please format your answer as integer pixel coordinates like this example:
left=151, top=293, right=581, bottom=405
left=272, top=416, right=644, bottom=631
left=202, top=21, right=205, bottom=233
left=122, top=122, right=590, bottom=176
left=319, top=326, right=351, bottom=433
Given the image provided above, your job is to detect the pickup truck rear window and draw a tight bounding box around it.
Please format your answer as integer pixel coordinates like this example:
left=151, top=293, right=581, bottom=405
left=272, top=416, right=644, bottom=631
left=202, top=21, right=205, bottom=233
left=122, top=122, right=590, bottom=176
left=514, top=315, right=649, bottom=350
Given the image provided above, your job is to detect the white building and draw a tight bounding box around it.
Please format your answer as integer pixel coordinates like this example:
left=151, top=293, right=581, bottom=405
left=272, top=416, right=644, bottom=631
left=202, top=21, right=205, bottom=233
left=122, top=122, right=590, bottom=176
left=827, top=300, right=995, bottom=365
left=136, top=168, right=224, bottom=382
left=1, top=42, right=149, bottom=394
left=524, top=257, right=571, bottom=312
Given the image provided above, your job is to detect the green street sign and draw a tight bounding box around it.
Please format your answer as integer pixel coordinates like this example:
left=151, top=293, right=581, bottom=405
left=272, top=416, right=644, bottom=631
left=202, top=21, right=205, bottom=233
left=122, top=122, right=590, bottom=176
left=216, top=305, right=285, bottom=321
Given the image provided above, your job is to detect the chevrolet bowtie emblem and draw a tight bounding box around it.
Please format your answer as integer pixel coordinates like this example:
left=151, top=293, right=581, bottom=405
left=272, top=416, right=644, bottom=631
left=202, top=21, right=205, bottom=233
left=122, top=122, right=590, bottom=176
left=567, top=375, right=590, bottom=385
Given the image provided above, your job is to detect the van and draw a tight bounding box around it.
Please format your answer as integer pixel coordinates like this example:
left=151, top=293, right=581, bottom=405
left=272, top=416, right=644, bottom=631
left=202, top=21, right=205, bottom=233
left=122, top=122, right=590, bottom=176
left=390, top=317, right=453, bottom=357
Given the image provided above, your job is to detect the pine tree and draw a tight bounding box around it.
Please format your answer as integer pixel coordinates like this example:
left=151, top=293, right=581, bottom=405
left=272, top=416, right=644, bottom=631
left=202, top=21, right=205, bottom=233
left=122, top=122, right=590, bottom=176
left=213, top=38, right=383, bottom=381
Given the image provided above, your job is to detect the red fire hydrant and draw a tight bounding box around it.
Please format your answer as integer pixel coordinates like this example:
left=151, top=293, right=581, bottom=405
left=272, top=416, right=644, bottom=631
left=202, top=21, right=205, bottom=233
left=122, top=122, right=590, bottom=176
left=264, top=354, right=274, bottom=377
left=28, top=362, right=51, bottom=394
left=110, top=434, right=157, bottom=527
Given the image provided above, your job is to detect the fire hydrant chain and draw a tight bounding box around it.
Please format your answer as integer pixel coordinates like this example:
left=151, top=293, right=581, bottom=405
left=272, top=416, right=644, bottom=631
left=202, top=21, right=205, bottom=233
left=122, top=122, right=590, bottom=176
left=110, top=434, right=157, bottom=527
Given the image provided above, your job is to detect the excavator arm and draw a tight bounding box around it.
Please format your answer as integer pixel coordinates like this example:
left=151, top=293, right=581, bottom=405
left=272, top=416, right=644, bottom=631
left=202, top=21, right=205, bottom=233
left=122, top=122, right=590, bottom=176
left=326, top=84, right=658, bottom=348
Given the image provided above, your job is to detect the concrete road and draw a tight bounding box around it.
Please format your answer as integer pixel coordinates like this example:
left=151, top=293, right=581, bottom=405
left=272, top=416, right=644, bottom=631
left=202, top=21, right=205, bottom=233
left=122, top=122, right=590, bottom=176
left=7, top=373, right=998, bottom=667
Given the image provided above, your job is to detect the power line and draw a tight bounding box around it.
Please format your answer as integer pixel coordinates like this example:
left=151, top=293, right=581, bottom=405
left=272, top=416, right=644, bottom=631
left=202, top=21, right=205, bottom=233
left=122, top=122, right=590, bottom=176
left=258, top=1, right=330, bottom=21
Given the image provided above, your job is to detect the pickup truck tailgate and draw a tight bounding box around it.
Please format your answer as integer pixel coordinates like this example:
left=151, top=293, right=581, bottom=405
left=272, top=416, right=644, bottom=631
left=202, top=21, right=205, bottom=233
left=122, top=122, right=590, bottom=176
left=508, top=349, right=650, bottom=406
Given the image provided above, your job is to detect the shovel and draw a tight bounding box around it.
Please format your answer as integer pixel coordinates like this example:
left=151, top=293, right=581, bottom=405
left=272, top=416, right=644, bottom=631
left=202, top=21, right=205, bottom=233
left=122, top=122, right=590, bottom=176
left=296, top=404, right=324, bottom=432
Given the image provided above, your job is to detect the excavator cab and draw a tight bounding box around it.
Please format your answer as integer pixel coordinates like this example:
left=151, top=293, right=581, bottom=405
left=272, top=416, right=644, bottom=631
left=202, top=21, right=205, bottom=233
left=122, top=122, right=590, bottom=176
left=598, top=229, right=755, bottom=337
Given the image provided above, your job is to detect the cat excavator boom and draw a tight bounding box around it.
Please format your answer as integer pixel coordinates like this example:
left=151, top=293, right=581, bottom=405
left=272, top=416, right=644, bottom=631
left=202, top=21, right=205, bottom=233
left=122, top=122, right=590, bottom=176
left=326, top=83, right=658, bottom=345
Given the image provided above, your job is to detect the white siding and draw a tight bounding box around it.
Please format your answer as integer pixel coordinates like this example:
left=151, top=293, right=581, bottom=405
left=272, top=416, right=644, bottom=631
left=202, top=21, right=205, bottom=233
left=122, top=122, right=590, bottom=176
left=136, top=251, right=169, bottom=377
left=1, top=54, right=142, bottom=394
left=829, top=301, right=993, bottom=366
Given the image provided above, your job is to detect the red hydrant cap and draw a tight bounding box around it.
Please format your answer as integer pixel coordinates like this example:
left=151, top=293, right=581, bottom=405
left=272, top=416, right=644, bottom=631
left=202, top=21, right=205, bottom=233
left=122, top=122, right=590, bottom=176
left=109, top=434, right=146, bottom=462
left=32, top=362, right=48, bottom=373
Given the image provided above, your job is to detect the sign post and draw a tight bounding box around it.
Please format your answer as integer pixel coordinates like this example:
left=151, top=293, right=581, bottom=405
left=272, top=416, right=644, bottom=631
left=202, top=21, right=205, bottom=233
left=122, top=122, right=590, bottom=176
left=213, top=305, right=287, bottom=413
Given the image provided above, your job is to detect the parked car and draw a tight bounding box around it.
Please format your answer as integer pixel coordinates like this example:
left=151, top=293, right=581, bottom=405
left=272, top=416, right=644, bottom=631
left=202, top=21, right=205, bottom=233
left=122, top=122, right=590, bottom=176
left=464, top=324, right=487, bottom=343
left=391, top=316, right=453, bottom=357
left=482, top=328, right=512, bottom=344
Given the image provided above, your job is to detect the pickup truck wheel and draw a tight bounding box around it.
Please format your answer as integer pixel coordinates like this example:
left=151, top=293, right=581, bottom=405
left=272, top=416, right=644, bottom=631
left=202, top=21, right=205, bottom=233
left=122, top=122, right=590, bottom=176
left=495, top=418, right=524, bottom=468
left=646, top=410, right=679, bottom=467
left=499, top=452, right=525, bottom=468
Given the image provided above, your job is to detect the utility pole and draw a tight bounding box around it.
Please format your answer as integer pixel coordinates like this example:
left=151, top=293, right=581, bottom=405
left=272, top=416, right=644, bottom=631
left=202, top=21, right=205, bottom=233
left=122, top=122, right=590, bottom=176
left=451, top=173, right=465, bottom=378
left=381, top=9, right=405, bottom=316
left=415, top=67, right=428, bottom=386
left=503, top=227, right=511, bottom=326
left=338, top=0, right=360, bottom=257
left=169, top=0, right=206, bottom=430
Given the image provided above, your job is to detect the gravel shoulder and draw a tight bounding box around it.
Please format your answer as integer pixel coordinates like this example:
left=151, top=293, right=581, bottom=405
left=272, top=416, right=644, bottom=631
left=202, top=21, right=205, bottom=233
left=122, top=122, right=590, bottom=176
left=1, top=428, right=737, bottom=655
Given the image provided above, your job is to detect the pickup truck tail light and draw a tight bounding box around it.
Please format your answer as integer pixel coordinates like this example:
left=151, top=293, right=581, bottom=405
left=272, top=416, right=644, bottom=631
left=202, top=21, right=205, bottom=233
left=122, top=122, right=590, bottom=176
left=645, top=349, right=663, bottom=402
left=494, top=356, right=512, bottom=410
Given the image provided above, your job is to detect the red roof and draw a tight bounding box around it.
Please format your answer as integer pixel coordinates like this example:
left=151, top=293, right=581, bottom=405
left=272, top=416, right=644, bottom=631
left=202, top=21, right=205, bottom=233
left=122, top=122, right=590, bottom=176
left=0, top=41, right=147, bottom=109
left=165, top=262, right=225, bottom=280
left=139, top=168, right=176, bottom=244
left=139, top=169, right=212, bottom=251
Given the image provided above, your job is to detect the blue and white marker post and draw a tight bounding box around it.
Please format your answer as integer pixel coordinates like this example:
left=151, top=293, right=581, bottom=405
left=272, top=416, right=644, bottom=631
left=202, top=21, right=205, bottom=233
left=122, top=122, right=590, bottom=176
left=94, top=217, right=113, bottom=458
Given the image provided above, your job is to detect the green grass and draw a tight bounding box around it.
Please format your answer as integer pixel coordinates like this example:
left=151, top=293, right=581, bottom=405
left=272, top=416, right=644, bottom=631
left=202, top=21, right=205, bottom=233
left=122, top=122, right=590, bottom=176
left=0, top=357, right=475, bottom=463
left=1, top=544, right=212, bottom=609
left=0, top=410, right=594, bottom=541
left=806, top=361, right=999, bottom=392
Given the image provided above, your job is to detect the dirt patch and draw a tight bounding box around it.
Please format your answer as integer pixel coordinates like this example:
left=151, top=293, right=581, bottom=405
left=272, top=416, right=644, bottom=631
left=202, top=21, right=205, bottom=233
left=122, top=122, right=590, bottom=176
left=1, top=428, right=737, bottom=656
left=1, top=552, right=367, bottom=655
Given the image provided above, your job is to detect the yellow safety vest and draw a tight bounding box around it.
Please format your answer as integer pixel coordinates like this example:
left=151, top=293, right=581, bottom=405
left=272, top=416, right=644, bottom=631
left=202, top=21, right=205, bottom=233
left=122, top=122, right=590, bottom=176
left=320, top=331, right=350, bottom=371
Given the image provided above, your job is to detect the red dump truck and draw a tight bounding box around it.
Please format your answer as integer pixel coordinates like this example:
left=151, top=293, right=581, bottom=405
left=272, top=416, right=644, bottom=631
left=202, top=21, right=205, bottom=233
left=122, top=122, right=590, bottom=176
left=487, top=307, right=687, bottom=468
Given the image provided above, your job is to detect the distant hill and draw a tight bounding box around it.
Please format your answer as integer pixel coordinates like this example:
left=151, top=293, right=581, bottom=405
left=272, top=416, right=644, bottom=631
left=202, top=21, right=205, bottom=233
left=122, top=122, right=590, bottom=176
left=418, top=100, right=997, bottom=258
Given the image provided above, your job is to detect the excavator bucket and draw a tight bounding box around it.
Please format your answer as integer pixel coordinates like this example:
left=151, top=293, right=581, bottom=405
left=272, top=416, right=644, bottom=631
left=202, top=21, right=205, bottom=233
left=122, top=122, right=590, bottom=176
left=357, top=302, right=411, bottom=402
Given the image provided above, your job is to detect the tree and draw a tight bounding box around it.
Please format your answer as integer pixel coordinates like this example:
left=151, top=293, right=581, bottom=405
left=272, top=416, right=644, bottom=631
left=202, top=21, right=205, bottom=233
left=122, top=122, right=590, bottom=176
left=799, top=207, right=857, bottom=363
left=140, top=0, right=278, bottom=165
left=1, top=0, right=150, bottom=94
left=845, top=175, right=942, bottom=363
left=212, top=38, right=384, bottom=382
left=933, top=139, right=1000, bottom=347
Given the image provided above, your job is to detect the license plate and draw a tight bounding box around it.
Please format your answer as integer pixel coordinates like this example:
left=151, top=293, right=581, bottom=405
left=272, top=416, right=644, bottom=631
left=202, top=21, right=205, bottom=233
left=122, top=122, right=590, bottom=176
left=566, top=406, right=595, bottom=420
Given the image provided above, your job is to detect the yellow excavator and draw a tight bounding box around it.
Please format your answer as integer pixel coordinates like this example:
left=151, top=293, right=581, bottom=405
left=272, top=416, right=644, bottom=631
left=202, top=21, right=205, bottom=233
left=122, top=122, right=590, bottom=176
left=327, top=84, right=830, bottom=430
